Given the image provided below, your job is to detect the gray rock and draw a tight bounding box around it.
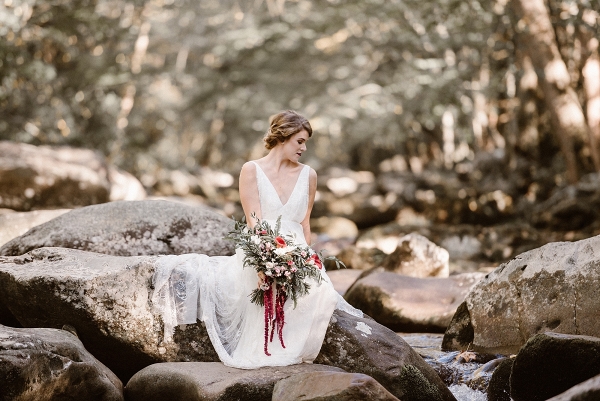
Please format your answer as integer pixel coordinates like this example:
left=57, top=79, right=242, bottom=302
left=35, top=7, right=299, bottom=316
left=125, top=362, right=345, bottom=401
left=382, top=233, right=450, bottom=278
left=444, top=235, right=600, bottom=354
left=272, top=371, right=400, bottom=401
left=510, top=332, right=600, bottom=401
left=0, top=324, right=123, bottom=401
left=0, top=141, right=144, bottom=211
left=0, top=209, right=70, bottom=247
left=0, top=248, right=219, bottom=381
left=0, top=200, right=235, bottom=257
left=441, top=301, right=474, bottom=351
left=546, top=373, right=600, bottom=401
left=487, top=357, right=514, bottom=401
left=345, top=271, right=483, bottom=332
left=315, top=310, right=457, bottom=401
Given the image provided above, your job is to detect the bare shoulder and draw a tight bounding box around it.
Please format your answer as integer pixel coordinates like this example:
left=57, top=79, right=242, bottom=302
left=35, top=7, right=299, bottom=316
left=239, top=162, right=258, bottom=186
left=240, top=161, right=257, bottom=175
left=305, top=165, right=317, bottom=189
left=242, top=160, right=258, bottom=169
left=305, top=165, right=317, bottom=180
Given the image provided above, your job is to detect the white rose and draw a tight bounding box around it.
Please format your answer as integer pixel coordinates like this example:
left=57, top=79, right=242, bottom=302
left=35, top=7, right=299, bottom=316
left=274, top=246, right=294, bottom=256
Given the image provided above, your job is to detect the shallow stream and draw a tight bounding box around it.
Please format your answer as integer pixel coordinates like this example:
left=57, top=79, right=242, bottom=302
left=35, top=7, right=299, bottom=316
left=400, top=333, right=503, bottom=401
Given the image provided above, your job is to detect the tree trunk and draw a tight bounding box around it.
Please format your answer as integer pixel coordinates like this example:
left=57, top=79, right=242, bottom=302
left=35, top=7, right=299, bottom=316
left=582, top=45, right=600, bottom=171
left=579, top=9, right=600, bottom=171
left=508, top=0, right=589, bottom=184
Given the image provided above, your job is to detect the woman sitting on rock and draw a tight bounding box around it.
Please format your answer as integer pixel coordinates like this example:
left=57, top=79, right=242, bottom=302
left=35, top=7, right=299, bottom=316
left=152, top=110, right=361, bottom=369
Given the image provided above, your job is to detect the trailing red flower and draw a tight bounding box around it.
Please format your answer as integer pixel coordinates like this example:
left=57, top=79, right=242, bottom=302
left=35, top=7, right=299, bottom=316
left=276, top=288, right=286, bottom=349
left=263, top=285, right=273, bottom=356
left=262, top=283, right=289, bottom=355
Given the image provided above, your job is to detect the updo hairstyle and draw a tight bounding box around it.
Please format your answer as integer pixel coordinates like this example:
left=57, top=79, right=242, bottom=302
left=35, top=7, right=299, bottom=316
left=263, top=110, right=312, bottom=150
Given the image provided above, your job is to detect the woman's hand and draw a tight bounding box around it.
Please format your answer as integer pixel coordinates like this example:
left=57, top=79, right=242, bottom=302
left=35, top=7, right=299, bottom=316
left=257, top=271, right=267, bottom=288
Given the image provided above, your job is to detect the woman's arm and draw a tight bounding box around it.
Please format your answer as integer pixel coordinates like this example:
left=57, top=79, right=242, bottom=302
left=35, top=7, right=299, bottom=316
left=300, top=167, right=318, bottom=244
left=239, top=162, right=261, bottom=229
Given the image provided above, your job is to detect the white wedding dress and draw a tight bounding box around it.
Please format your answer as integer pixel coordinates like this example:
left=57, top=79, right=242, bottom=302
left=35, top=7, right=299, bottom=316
left=151, top=162, right=361, bottom=369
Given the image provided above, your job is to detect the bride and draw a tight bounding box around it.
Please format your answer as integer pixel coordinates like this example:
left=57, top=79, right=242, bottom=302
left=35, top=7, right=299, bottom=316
left=151, top=110, right=360, bottom=369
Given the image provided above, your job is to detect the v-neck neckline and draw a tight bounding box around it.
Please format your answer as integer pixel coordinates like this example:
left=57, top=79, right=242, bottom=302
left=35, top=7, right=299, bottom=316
left=253, top=162, right=306, bottom=207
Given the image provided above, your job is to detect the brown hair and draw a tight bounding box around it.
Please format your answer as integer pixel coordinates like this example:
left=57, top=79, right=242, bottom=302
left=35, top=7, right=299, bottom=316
left=263, top=110, right=313, bottom=150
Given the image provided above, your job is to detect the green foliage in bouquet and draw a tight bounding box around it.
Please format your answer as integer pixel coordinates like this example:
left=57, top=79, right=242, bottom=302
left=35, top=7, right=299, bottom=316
left=226, top=213, right=344, bottom=308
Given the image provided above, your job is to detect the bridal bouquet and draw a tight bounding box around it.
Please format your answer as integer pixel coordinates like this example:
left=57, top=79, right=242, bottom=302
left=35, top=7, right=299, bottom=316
left=226, top=214, right=342, bottom=356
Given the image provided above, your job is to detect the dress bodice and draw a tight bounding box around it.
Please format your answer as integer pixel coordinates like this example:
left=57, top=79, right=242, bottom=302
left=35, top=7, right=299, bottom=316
left=252, top=162, right=309, bottom=243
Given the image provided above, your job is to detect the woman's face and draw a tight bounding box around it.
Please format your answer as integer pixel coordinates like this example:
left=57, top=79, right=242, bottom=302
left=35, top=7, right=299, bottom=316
left=281, top=130, right=309, bottom=162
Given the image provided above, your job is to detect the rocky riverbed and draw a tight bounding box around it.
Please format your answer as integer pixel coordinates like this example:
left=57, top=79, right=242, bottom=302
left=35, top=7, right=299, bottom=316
left=2, top=200, right=600, bottom=400
left=2, top=142, right=600, bottom=400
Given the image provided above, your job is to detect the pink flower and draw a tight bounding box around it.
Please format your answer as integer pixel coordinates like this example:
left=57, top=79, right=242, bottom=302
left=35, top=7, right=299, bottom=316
left=275, top=236, right=286, bottom=248
left=287, top=260, right=293, bottom=266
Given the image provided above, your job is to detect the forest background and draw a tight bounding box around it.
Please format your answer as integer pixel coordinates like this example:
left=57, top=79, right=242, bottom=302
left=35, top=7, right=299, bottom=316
left=1, top=0, right=599, bottom=257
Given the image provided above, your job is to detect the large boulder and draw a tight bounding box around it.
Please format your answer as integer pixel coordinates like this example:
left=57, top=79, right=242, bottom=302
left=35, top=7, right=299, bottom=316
left=510, top=332, right=600, bottom=401
left=125, top=362, right=344, bottom=401
left=0, top=200, right=235, bottom=257
left=0, top=247, right=455, bottom=400
left=315, top=310, right=456, bottom=401
left=487, top=357, right=514, bottom=401
left=344, top=271, right=483, bottom=332
left=443, top=235, right=600, bottom=354
left=0, top=209, right=70, bottom=247
left=272, top=371, right=400, bottom=401
left=381, top=233, right=450, bottom=278
left=0, top=141, right=144, bottom=211
left=0, top=248, right=217, bottom=381
left=546, top=373, right=600, bottom=401
left=0, top=324, right=123, bottom=401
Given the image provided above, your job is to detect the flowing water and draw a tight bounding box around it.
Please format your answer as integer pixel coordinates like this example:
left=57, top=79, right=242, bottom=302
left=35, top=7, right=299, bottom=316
left=449, top=384, right=489, bottom=401
left=400, top=333, right=499, bottom=401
